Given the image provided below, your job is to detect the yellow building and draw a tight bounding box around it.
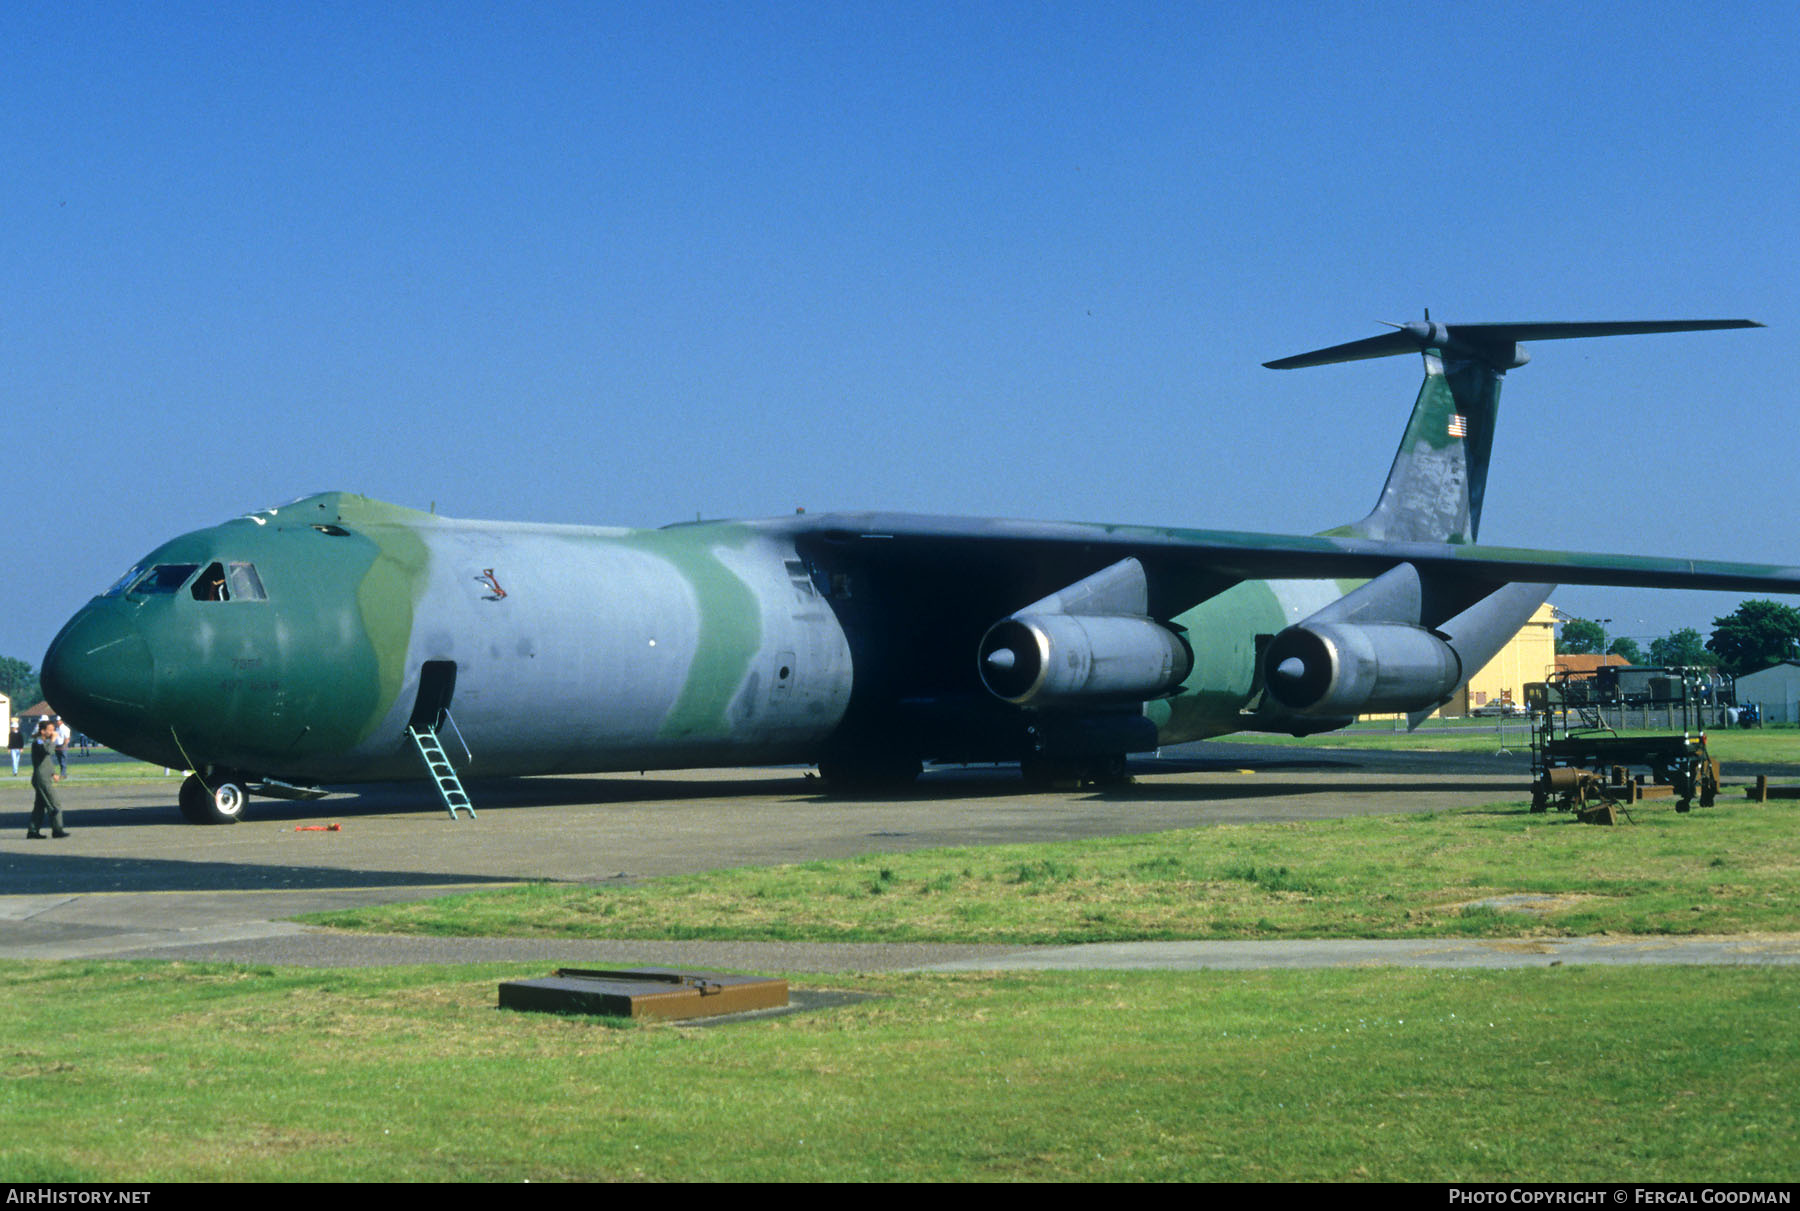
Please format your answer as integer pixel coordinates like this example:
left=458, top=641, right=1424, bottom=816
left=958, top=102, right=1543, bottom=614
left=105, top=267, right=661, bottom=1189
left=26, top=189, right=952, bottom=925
left=1444, top=602, right=1557, bottom=714
left=1361, top=602, right=1557, bottom=719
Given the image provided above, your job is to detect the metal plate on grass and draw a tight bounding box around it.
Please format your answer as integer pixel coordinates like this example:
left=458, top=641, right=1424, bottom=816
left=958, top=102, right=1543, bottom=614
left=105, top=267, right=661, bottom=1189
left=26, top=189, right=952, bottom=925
left=499, top=967, right=790, bottom=1021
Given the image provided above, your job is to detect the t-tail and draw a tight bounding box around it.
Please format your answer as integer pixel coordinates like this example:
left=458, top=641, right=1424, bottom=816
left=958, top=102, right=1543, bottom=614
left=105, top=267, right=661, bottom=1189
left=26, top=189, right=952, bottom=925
left=1267, top=318, right=1764, bottom=545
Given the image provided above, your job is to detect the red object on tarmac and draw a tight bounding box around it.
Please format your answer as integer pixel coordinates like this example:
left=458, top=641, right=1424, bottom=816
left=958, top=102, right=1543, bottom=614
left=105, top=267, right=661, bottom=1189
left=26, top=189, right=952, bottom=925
left=294, top=823, right=341, bottom=832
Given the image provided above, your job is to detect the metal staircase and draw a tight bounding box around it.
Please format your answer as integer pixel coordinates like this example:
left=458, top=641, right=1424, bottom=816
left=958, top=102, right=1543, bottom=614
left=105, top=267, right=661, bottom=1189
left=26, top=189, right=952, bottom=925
left=409, top=722, right=474, bottom=819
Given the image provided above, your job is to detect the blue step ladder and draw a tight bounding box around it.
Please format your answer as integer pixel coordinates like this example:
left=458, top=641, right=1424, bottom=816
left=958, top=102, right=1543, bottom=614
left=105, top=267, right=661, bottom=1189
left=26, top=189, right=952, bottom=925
left=408, top=719, right=474, bottom=819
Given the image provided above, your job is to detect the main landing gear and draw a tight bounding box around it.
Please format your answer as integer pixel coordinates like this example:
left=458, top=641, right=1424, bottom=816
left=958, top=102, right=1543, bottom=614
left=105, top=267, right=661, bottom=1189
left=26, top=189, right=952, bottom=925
left=816, top=749, right=923, bottom=794
left=179, top=772, right=249, bottom=824
left=1020, top=753, right=1132, bottom=791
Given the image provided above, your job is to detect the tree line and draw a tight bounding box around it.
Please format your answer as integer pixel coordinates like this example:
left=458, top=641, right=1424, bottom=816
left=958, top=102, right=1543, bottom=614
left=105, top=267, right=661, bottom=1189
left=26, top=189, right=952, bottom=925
left=1556, top=599, right=1800, bottom=677
left=0, top=656, right=42, bottom=713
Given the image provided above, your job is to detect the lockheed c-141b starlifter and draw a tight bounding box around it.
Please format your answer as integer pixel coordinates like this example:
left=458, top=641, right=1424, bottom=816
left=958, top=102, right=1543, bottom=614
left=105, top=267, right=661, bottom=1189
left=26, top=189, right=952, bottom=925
left=41, top=318, right=1800, bottom=822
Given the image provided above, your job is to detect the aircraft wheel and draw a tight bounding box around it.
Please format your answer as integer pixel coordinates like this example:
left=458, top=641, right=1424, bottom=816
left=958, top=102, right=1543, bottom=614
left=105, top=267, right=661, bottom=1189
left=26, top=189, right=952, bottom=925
left=178, top=776, right=210, bottom=823
left=178, top=774, right=248, bottom=825
left=1020, top=756, right=1082, bottom=791
left=1088, top=754, right=1133, bottom=788
left=1023, top=754, right=1130, bottom=790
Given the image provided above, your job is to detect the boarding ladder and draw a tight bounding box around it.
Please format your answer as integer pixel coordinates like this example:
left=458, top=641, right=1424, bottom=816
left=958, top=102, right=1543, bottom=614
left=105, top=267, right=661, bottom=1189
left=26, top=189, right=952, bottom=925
left=409, top=721, right=475, bottom=819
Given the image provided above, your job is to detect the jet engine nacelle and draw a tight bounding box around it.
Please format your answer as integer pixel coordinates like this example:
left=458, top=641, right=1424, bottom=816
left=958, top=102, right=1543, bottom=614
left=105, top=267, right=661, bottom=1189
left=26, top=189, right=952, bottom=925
left=979, top=613, right=1193, bottom=708
left=1263, top=621, right=1461, bottom=716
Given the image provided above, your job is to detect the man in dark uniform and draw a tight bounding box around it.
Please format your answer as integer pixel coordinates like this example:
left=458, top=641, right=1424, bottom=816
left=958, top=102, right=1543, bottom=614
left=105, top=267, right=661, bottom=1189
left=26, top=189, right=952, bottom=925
left=28, top=720, right=69, bottom=839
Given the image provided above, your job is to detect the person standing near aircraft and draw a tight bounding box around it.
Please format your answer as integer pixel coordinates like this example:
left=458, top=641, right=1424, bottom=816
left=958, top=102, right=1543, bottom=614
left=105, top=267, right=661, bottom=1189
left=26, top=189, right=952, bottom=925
left=7, top=718, right=21, bottom=776
left=28, top=720, right=69, bottom=839
left=54, top=718, right=70, bottom=777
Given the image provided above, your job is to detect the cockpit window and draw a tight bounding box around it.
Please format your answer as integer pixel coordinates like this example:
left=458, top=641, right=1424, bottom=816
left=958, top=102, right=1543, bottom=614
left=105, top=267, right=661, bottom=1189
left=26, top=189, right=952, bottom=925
left=227, top=562, right=267, bottom=601
left=102, top=565, right=145, bottom=597
left=191, top=561, right=268, bottom=603
left=127, top=564, right=200, bottom=596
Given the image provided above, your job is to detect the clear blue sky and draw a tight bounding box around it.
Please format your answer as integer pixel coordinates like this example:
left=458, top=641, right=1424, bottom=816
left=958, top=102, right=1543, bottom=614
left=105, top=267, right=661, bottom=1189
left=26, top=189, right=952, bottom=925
left=6, top=1, right=1796, bottom=665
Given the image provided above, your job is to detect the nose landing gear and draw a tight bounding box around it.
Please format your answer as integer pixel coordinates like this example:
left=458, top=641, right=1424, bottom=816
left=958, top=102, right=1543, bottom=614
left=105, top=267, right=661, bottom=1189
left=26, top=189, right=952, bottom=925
left=178, top=772, right=249, bottom=824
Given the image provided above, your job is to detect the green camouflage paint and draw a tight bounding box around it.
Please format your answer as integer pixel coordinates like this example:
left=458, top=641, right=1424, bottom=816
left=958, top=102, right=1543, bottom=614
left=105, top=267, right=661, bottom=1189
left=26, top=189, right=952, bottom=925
left=624, top=523, right=765, bottom=741
left=1148, top=579, right=1292, bottom=740
left=1398, top=359, right=1461, bottom=454
left=350, top=526, right=429, bottom=744
left=260, top=494, right=432, bottom=750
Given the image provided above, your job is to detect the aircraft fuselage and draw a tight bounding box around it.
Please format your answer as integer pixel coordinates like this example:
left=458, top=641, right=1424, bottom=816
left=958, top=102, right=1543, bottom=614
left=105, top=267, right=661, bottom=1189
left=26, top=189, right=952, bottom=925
left=45, top=495, right=862, bottom=784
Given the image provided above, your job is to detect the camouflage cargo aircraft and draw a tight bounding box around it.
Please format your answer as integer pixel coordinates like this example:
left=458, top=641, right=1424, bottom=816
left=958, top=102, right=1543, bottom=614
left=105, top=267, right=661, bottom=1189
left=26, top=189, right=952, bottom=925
left=41, top=319, right=1800, bottom=822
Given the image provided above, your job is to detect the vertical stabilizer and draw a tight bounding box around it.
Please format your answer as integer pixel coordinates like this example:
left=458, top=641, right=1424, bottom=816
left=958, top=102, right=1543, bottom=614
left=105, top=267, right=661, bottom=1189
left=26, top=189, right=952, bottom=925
left=1351, top=346, right=1502, bottom=544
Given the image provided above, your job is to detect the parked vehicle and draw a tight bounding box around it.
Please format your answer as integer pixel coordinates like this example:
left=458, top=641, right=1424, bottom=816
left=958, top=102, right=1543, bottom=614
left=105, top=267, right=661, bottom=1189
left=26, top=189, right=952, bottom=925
left=1470, top=700, right=1526, bottom=718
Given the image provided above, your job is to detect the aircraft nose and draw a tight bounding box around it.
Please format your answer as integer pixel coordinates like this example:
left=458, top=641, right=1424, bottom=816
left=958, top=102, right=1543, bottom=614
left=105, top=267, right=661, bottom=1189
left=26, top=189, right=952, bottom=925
left=41, top=604, right=156, bottom=736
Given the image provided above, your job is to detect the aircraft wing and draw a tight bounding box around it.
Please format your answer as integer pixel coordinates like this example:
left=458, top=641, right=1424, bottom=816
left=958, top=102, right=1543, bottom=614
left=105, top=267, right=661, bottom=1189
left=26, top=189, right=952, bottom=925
left=769, top=511, right=1800, bottom=616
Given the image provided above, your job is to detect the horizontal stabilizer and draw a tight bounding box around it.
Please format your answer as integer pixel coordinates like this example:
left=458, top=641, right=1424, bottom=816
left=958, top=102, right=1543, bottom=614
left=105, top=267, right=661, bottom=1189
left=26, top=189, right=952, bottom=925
left=1265, top=319, right=1763, bottom=371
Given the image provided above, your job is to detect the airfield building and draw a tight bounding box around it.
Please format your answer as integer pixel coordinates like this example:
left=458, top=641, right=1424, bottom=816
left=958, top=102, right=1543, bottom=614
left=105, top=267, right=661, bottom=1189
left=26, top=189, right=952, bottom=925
left=1733, top=660, right=1800, bottom=725
left=1443, top=602, right=1558, bottom=716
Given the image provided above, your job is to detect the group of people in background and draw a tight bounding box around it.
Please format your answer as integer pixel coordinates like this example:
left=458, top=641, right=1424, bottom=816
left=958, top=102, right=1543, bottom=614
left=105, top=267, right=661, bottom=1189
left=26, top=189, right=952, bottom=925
left=10, top=715, right=71, bottom=776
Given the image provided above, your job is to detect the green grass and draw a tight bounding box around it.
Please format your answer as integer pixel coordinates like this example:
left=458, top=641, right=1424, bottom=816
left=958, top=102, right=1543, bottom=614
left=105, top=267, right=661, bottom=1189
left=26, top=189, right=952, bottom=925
left=304, top=799, right=1800, bottom=943
left=2, top=961, right=1794, bottom=1182
left=12, top=741, right=1800, bottom=1181
left=6, top=755, right=178, bottom=783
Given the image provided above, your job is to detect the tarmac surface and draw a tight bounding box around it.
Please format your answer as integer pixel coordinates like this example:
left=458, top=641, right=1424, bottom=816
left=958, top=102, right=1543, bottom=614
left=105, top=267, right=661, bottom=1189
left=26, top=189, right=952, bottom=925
left=3, top=740, right=1797, bottom=972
